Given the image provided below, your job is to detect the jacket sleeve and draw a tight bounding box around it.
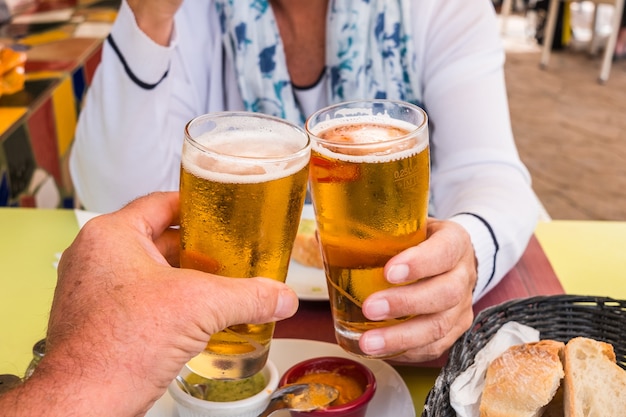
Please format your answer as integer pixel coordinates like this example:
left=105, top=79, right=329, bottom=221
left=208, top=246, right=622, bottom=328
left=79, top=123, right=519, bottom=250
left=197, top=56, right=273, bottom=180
left=69, top=0, right=221, bottom=213
left=412, top=0, right=540, bottom=301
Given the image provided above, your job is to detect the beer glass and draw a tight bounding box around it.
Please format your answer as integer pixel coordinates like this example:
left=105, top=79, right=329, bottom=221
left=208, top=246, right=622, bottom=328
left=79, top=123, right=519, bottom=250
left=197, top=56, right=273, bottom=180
left=180, top=112, right=310, bottom=379
left=305, top=100, right=429, bottom=359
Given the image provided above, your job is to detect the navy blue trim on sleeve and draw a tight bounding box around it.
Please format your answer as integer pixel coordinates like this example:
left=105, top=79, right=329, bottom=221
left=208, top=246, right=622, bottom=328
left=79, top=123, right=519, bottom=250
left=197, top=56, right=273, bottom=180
left=106, top=34, right=169, bottom=90
left=457, top=212, right=499, bottom=293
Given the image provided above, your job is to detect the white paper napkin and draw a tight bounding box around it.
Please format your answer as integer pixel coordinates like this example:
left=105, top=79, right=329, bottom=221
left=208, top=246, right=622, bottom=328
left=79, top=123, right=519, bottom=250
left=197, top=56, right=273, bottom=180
left=449, top=321, right=540, bottom=417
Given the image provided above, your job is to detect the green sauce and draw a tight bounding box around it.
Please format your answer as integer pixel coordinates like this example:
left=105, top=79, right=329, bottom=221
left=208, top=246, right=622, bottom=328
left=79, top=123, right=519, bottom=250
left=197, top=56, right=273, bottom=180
left=185, top=371, right=267, bottom=402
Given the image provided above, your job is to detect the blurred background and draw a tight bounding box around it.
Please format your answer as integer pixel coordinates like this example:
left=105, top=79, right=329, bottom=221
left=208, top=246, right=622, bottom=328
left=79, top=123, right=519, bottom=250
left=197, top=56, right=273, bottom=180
left=498, top=0, right=626, bottom=220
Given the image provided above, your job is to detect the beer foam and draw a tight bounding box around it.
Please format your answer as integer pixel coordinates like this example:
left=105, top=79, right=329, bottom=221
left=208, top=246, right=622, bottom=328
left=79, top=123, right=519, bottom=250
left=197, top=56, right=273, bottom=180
left=321, top=123, right=407, bottom=144
left=311, top=115, right=428, bottom=163
left=182, top=130, right=309, bottom=184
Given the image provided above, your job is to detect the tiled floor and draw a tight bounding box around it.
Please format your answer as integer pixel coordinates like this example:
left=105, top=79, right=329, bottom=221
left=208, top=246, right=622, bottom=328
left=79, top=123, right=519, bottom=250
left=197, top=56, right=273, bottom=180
left=502, top=13, right=626, bottom=220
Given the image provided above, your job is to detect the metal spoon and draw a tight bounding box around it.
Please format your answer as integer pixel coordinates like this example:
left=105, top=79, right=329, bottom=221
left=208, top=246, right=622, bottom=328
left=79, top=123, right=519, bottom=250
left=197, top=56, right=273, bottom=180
left=257, top=383, right=339, bottom=417
left=175, top=375, right=208, bottom=399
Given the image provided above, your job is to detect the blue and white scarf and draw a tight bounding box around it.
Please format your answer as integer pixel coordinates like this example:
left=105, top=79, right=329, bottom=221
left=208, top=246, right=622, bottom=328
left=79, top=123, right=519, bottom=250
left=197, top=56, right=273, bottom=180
left=216, top=0, right=418, bottom=126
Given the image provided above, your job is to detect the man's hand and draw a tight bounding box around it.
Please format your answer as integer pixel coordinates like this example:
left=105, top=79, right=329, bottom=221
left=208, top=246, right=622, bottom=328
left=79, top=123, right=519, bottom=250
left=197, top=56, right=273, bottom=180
left=18, top=192, right=298, bottom=417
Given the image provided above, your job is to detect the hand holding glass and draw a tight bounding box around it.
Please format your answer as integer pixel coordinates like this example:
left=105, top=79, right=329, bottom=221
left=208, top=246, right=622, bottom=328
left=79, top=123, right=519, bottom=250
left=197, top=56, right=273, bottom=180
left=306, top=100, right=430, bottom=359
left=179, top=112, right=310, bottom=379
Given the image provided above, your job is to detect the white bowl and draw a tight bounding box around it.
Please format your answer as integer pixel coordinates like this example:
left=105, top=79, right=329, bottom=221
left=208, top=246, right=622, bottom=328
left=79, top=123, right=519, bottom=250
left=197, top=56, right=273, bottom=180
left=167, top=360, right=279, bottom=417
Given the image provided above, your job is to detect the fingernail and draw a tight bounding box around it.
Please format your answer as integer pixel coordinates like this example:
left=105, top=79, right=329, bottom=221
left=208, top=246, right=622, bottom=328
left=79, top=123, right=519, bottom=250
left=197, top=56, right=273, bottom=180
left=365, top=298, right=389, bottom=320
left=362, top=333, right=386, bottom=353
left=387, top=264, right=409, bottom=283
left=274, top=288, right=298, bottom=318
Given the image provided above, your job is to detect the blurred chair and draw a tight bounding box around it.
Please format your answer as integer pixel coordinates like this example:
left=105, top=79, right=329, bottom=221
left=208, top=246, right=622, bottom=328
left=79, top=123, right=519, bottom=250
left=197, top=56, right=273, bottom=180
left=500, top=0, right=514, bottom=34
left=499, top=0, right=533, bottom=34
left=539, top=0, right=625, bottom=84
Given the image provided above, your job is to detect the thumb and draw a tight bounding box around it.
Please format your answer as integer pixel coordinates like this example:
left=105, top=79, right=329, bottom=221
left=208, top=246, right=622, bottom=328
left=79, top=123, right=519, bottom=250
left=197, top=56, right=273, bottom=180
left=183, top=274, right=299, bottom=334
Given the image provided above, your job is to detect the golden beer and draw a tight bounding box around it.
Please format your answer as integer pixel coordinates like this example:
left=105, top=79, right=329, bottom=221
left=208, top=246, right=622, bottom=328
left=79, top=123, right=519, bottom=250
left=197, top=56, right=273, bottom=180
left=180, top=112, right=310, bottom=379
left=306, top=100, right=429, bottom=358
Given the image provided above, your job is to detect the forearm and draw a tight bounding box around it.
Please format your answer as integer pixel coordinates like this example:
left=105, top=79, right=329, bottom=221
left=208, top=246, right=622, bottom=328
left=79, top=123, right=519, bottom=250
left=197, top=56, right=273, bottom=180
left=428, top=72, right=539, bottom=298
left=0, top=362, right=156, bottom=417
left=417, top=0, right=539, bottom=299
left=428, top=69, right=539, bottom=298
left=441, top=168, right=539, bottom=299
left=0, top=379, right=77, bottom=417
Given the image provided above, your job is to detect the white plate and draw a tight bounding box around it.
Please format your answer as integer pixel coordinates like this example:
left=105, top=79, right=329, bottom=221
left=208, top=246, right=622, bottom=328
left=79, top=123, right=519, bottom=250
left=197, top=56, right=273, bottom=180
left=146, top=339, right=416, bottom=417
left=285, top=261, right=328, bottom=301
left=286, top=204, right=329, bottom=301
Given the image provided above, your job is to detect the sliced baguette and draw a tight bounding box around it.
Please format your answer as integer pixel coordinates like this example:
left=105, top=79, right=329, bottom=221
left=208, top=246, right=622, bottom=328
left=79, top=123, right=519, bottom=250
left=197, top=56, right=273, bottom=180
left=479, top=340, right=565, bottom=417
left=563, top=337, right=626, bottom=417
left=291, top=218, right=324, bottom=269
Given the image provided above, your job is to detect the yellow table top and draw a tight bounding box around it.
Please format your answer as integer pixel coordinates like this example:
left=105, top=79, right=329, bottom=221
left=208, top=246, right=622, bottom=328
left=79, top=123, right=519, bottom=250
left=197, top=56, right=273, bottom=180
left=0, top=209, right=77, bottom=375
left=535, top=220, right=626, bottom=300
left=1, top=210, right=625, bottom=415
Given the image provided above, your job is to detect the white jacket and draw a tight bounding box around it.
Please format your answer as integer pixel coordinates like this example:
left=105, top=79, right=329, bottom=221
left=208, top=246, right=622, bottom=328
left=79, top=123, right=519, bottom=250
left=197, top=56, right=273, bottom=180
left=70, top=0, right=539, bottom=300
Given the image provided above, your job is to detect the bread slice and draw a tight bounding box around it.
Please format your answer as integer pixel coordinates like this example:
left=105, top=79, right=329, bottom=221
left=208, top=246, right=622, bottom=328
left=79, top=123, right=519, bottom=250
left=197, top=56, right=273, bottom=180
left=563, top=337, right=626, bottom=417
left=291, top=218, right=324, bottom=268
left=479, top=340, right=565, bottom=417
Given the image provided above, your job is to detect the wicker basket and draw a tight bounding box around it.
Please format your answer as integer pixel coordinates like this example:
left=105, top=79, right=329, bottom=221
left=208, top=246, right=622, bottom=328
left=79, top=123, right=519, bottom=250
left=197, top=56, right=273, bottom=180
left=422, top=295, right=626, bottom=417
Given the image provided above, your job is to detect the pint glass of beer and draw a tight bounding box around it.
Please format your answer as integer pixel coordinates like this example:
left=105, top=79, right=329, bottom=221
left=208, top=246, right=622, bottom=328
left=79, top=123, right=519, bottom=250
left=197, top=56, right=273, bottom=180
left=305, top=100, right=429, bottom=359
left=180, top=112, right=310, bottom=379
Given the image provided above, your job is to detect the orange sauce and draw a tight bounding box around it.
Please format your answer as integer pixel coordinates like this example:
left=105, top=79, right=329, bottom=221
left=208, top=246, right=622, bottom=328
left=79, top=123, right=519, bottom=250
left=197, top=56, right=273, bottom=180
left=294, top=370, right=363, bottom=406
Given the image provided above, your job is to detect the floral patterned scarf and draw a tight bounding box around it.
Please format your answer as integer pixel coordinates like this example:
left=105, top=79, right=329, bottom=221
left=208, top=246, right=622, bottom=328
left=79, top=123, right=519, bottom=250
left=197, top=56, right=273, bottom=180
left=216, top=0, right=418, bottom=125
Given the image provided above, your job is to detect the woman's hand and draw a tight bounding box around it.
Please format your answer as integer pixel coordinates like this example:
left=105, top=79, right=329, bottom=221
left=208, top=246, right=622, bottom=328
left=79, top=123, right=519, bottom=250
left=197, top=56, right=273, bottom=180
left=360, top=218, right=477, bottom=362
